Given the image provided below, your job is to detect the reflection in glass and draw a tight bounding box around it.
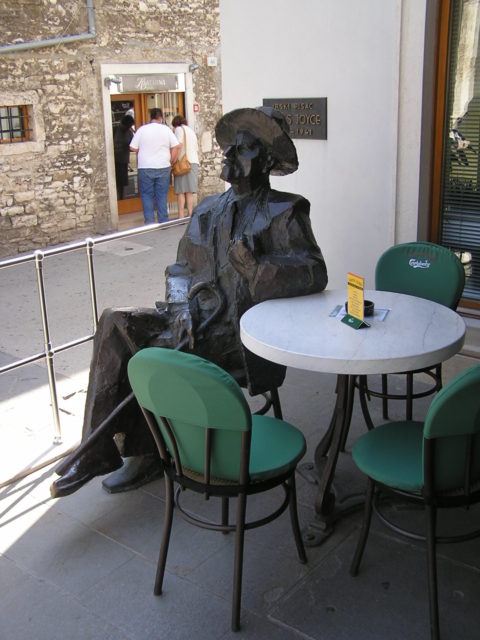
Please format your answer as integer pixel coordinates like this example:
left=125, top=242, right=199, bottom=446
left=440, top=0, right=480, bottom=300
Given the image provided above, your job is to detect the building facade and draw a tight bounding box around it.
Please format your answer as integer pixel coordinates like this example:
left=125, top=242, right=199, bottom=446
left=0, top=0, right=223, bottom=258
left=219, top=0, right=480, bottom=315
left=3, top=0, right=480, bottom=322
left=220, top=0, right=436, bottom=292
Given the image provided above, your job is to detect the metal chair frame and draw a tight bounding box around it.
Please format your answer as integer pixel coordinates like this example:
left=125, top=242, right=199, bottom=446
left=350, top=419, right=480, bottom=640
left=139, top=407, right=306, bottom=632
left=131, top=353, right=306, bottom=632
left=359, top=242, right=465, bottom=424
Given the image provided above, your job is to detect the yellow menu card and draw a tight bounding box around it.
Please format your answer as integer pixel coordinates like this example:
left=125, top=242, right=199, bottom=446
left=347, top=272, right=365, bottom=321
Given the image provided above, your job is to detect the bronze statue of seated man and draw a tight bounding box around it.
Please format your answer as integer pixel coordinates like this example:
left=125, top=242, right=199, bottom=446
left=50, top=106, right=328, bottom=498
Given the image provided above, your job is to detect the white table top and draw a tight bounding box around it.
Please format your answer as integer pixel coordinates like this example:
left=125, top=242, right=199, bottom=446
left=240, top=289, right=466, bottom=375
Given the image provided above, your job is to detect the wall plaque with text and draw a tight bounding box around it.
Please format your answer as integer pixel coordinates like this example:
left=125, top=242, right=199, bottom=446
left=263, top=97, right=327, bottom=140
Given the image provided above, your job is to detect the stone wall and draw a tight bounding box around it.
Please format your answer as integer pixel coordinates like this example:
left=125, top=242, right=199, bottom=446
left=0, top=0, right=223, bottom=258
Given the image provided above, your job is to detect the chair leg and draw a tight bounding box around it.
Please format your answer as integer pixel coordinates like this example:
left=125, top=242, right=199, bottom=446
left=381, top=374, right=389, bottom=420
left=406, top=372, right=414, bottom=421
left=154, top=474, right=174, bottom=595
left=358, top=375, right=375, bottom=430
left=270, top=387, right=283, bottom=419
left=222, top=496, right=230, bottom=534
left=435, top=363, right=443, bottom=391
left=253, top=388, right=283, bottom=418
left=287, top=473, right=307, bottom=563
left=350, top=478, right=375, bottom=576
left=232, top=492, right=247, bottom=632
left=426, top=503, right=440, bottom=640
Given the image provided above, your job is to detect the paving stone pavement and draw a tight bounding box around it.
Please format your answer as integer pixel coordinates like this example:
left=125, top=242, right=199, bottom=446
left=0, top=220, right=479, bottom=640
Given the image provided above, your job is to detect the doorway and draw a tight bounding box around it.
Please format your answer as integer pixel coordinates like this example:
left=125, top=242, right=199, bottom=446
left=111, top=91, right=185, bottom=217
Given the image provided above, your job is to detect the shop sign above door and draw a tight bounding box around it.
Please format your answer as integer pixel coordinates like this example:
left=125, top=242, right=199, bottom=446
left=263, top=98, right=327, bottom=140
left=121, top=75, right=179, bottom=92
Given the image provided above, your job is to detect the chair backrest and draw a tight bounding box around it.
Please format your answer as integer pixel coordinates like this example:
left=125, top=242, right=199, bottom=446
left=423, top=364, right=480, bottom=493
left=375, top=241, right=465, bottom=309
left=127, top=347, right=252, bottom=482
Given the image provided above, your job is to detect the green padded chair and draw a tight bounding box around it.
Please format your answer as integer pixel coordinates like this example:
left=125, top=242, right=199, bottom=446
left=359, top=241, right=465, bottom=425
left=127, top=347, right=307, bottom=632
left=350, top=364, right=480, bottom=640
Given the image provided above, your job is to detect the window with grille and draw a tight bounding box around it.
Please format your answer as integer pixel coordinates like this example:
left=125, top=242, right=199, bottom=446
left=0, top=105, right=30, bottom=143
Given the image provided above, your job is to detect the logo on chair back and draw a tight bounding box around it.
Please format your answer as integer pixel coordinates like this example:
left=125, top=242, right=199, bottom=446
left=409, top=258, right=431, bottom=269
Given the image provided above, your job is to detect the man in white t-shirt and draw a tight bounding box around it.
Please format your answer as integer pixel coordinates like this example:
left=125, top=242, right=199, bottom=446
left=130, top=108, right=181, bottom=223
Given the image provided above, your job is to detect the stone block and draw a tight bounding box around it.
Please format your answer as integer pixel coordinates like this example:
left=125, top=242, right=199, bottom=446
left=5, top=206, right=25, bottom=216
left=11, top=214, right=37, bottom=228
left=14, top=191, right=35, bottom=203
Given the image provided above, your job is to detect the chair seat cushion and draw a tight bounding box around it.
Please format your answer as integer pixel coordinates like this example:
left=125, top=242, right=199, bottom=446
left=249, top=415, right=306, bottom=482
left=352, top=421, right=424, bottom=492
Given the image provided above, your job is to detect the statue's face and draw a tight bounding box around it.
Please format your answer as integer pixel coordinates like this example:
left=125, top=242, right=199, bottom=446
left=220, top=130, right=269, bottom=186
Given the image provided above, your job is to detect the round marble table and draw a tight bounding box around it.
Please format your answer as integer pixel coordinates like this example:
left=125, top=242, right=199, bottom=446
left=240, top=289, right=466, bottom=544
left=240, top=289, right=465, bottom=375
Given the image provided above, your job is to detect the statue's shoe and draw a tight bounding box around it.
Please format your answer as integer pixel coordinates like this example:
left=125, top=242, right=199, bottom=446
left=101, top=455, right=162, bottom=494
left=50, top=456, right=122, bottom=498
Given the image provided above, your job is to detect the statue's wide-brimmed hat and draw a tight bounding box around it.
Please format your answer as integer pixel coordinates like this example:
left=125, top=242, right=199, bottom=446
left=215, top=106, right=298, bottom=176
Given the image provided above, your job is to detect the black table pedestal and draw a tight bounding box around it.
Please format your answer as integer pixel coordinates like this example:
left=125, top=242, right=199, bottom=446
left=299, top=374, right=365, bottom=546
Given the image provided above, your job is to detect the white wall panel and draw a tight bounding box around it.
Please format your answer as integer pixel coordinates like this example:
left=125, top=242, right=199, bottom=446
left=220, top=0, right=427, bottom=289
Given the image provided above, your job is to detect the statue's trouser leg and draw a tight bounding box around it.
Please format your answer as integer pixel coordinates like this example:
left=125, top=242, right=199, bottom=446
left=57, top=307, right=173, bottom=475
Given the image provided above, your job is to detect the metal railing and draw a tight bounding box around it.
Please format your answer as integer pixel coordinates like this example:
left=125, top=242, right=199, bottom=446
left=0, top=219, right=185, bottom=485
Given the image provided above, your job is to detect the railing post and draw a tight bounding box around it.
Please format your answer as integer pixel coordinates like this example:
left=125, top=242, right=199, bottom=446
left=0, top=220, right=185, bottom=483
left=86, top=238, right=99, bottom=331
left=34, top=250, right=62, bottom=444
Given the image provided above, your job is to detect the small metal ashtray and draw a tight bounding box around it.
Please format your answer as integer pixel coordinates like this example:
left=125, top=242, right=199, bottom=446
left=345, top=300, right=375, bottom=317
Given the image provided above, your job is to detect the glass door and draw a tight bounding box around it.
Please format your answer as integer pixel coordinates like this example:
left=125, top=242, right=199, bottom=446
left=111, top=94, right=143, bottom=215
left=433, top=0, right=480, bottom=305
left=111, top=91, right=185, bottom=217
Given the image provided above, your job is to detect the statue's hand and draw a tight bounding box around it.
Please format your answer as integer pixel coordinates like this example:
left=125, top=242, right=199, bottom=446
left=172, top=304, right=195, bottom=349
left=228, top=235, right=258, bottom=278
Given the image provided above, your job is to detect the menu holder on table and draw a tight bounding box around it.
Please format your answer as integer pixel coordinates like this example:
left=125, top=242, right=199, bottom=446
left=341, top=272, right=370, bottom=330
left=329, top=305, right=389, bottom=322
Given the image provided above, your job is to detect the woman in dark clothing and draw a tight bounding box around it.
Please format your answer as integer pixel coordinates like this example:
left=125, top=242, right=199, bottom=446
left=113, top=114, right=135, bottom=199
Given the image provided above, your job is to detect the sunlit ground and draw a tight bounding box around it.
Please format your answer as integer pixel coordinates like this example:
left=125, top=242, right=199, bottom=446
left=0, top=369, right=88, bottom=487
